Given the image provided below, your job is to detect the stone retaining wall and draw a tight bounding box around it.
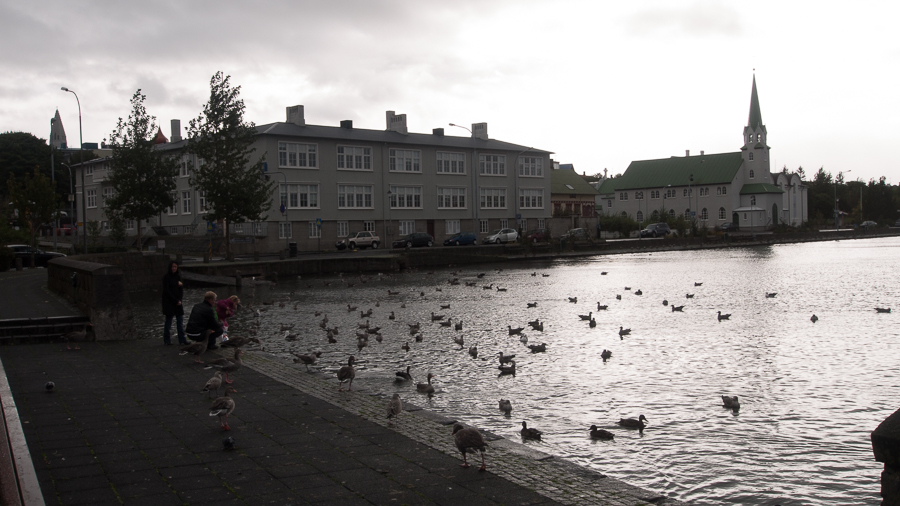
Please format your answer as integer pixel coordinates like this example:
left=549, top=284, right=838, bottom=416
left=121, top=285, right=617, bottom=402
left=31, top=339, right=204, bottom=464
left=74, top=252, right=171, bottom=292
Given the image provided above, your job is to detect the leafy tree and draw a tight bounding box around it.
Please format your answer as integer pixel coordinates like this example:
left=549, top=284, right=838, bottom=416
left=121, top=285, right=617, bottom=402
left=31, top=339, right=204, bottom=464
left=187, top=72, right=273, bottom=259
left=86, top=220, right=101, bottom=247
left=7, top=169, right=58, bottom=266
left=106, top=210, right=127, bottom=248
left=106, top=90, right=179, bottom=251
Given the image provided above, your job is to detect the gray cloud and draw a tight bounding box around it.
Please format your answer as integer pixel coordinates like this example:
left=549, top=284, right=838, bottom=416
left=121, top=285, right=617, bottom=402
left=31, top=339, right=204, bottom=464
left=627, top=1, right=742, bottom=36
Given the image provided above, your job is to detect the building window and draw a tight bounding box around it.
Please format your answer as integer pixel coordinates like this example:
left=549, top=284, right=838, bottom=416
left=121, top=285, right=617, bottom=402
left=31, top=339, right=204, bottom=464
left=684, top=208, right=690, bottom=218
left=519, top=189, right=543, bottom=209
left=182, top=225, right=192, bottom=235
left=437, top=152, right=465, bottom=174
left=337, top=221, right=349, bottom=237
left=537, top=218, right=545, bottom=229
left=85, top=166, right=94, bottom=176
left=684, top=189, right=692, bottom=197
left=750, top=196, right=756, bottom=206
left=749, top=169, right=755, bottom=178
left=479, top=154, right=506, bottom=176
left=438, top=187, right=466, bottom=209
left=606, top=200, right=612, bottom=208
left=668, top=209, right=676, bottom=218
left=336, top=145, right=370, bottom=170
left=445, top=220, right=460, bottom=234
left=748, top=152, right=754, bottom=161
left=665, top=188, right=676, bottom=198
left=279, top=222, right=292, bottom=239
left=389, top=186, right=422, bottom=209
left=125, top=220, right=135, bottom=230
left=180, top=190, right=191, bottom=214
left=634, top=191, right=643, bottom=200
left=198, top=191, right=207, bottom=212
left=619, top=192, right=628, bottom=201
left=102, top=187, right=113, bottom=207
left=700, top=208, right=708, bottom=220
left=180, top=156, right=191, bottom=177
left=500, top=219, right=509, bottom=229
left=480, top=220, right=488, bottom=233
left=518, top=156, right=543, bottom=177
left=650, top=190, right=660, bottom=199
left=279, top=142, right=317, bottom=168
left=233, top=223, right=243, bottom=234
left=307, top=222, right=320, bottom=238
left=337, top=185, right=372, bottom=209
left=280, top=184, right=320, bottom=209
left=389, top=149, right=421, bottom=173
left=480, top=188, right=506, bottom=209
left=86, top=189, right=97, bottom=208
left=636, top=211, right=644, bottom=222
left=699, top=187, right=710, bottom=197
left=621, top=212, right=628, bottom=218
left=722, top=187, right=727, bottom=195
left=398, top=220, right=415, bottom=235
left=363, top=221, right=375, bottom=232
left=716, top=187, right=721, bottom=196
left=719, top=207, right=726, bottom=220
left=168, top=226, right=179, bottom=235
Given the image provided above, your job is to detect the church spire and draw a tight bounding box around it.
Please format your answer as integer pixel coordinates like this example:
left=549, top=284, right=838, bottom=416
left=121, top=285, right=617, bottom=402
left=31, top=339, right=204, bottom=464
left=747, top=74, right=763, bottom=131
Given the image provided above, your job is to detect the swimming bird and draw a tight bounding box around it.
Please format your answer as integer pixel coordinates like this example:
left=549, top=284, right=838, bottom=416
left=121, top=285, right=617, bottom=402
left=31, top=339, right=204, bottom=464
left=589, top=425, right=614, bottom=440
left=209, top=387, right=237, bottom=431
left=440, top=304, right=451, bottom=309
left=327, top=330, right=337, bottom=343
left=292, top=351, right=322, bottom=371
left=695, top=282, right=703, bottom=286
left=452, top=423, right=487, bottom=471
left=468, top=345, right=478, bottom=358
left=477, top=273, right=486, bottom=278
left=414, top=334, right=423, bottom=342
left=179, top=338, right=209, bottom=363
left=482, top=284, right=493, bottom=290
left=439, top=319, right=452, bottom=328
left=589, top=318, right=596, bottom=328
left=624, top=287, right=631, bottom=291
left=520, top=421, right=542, bottom=440
left=527, top=302, right=538, bottom=308
left=634, top=289, right=643, bottom=296
left=453, top=334, right=465, bottom=347
left=527, top=343, right=546, bottom=353
left=671, top=305, right=684, bottom=312
left=395, top=366, right=414, bottom=381
left=662, top=299, right=668, bottom=306
left=431, top=312, right=445, bottom=321
left=717, top=311, right=731, bottom=321
left=498, top=351, right=516, bottom=364
left=455, top=320, right=463, bottom=331
left=601, top=349, right=612, bottom=362
left=542, top=273, right=549, bottom=277
left=496, top=287, right=507, bottom=292
left=498, top=361, right=516, bottom=375
left=618, top=326, right=631, bottom=337
left=615, top=294, right=622, bottom=300
left=387, top=394, right=402, bottom=426
left=338, top=356, right=356, bottom=391
left=417, top=373, right=435, bottom=394
left=356, top=337, right=368, bottom=352
left=578, top=311, right=592, bottom=321
left=520, top=333, right=528, bottom=344
left=601, top=271, right=607, bottom=275
left=279, top=323, right=295, bottom=332
left=499, top=399, right=512, bottom=415
left=388, top=311, right=395, bottom=320
left=201, top=371, right=223, bottom=398
left=568, top=297, right=578, bottom=303
left=810, top=314, right=819, bottom=323
left=875, top=307, right=892, bottom=313
left=402, top=342, right=410, bottom=352
left=686, top=293, right=694, bottom=298
left=597, top=303, right=608, bottom=310
left=766, top=292, right=777, bottom=298
left=618, top=414, right=647, bottom=433
left=63, top=323, right=93, bottom=350
left=508, top=325, right=524, bottom=336
left=722, top=395, right=740, bottom=410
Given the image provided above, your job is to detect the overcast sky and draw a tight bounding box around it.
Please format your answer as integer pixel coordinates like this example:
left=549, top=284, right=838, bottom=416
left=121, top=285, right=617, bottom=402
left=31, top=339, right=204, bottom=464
left=2, top=0, right=897, bottom=184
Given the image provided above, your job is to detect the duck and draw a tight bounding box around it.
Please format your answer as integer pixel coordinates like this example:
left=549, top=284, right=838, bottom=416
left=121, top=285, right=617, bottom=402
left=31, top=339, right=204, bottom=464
left=498, top=351, right=516, bottom=364
left=589, top=425, right=615, bottom=440
left=292, top=351, right=322, bottom=371
left=527, top=343, right=546, bottom=353
left=280, top=323, right=295, bottom=332
left=387, top=290, right=400, bottom=296
left=356, top=338, right=368, bottom=352
left=686, top=293, right=695, bottom=298
left=453, top=335, right=465, bottom=347
left=387, top=394, right=402, bottom=426
left=439, top=319, right=452, bottom=328
left=338, top=356, right=356, bottom=391
left=542, top=273, right=550, bottom=277
left=496, top=287, right=508, bottom=292
left=63, top=323, right=93, bottom=350
left=618, top=326, right=631, bottom=337
left=568, top=297, right=578, bottom=303
left=204, top=349, right=243, bottom=384
left=374, top=333, right=383, bottom=343
left=694, top=282, right=703, bottom=286
left=634, top=289, right=643, bottom=296
left=662, top=299, right=668, bottom=306
left=600, top=349, right=612, bottom=362
left=615, top=294, right=622, bottom=300
left=477, top=273, right=486, bottom=278
left=520, top=421, right=542, bottom=440
left=401, top=342, right=410, bottom=352
left=414, top=334, right=423, bottom=342
left=201, top=371, right=223, bottom=398
left=498, top=361, right=516, bottom=375
left=597, top=304, right=608, bottom=310
left=722, top=395, right=740, bottom=410
left=875, top=307, right=892, bottom=313
left=624, top=287, right=631, bottom=291
left=508, top=325, right=524, bottom=336
left=408, top=322, right=421, bottom=332
left=482, top=284, right=493, bottom=290
left=810, top=314, right=819, bottom=323
left=589, top=318, right=596, bottom=328
left=452, top=423, right=487, bottom=471
left=400, top=302, right=407, bottom=308
left=618, top=414, right=648, bottom=433
left=417, top=373, right=435, bottom=394
left=498, top=399, right=512, bottom=414
left=765, top=292, right=777, bottom=298
left=527, top=302, right=538, bottom=308
left=388, top=311, right=395, bottom=320
left=366, top=326, right=381, bottom=334
left=209, top=387, right=238, bottom=431
left=220, top=336, right=261, bottom=348
left=395, top=365, right=414, bottom=381
left=717, top=311, right=731, bottom=321
left=468, top=345, right=478, bottom=358
left=519, top=333, right=528, bottom=344
left=671, top=305, right=684, bottom=312
left=431, top=312, right=445, bottom=321
left=601, top=271, right=608, bottom=275
left=454, top=320, right=463, bottom=331
left=327, top=331, right=337, bottom=344
left=440, top=304, right=451, bottom=309
left=179, top=338, right=209, bottom=363
left=578, top=311, right=593, bottom=321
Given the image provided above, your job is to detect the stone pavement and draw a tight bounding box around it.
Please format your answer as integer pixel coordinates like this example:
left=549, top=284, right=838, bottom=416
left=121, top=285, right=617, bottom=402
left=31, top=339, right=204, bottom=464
left=0, top=338, right=682, bottom=506
left=0, top=269, right=81, bottom=320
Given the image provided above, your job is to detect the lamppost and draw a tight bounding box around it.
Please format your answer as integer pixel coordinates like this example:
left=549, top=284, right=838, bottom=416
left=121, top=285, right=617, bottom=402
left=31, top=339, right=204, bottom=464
left=386, top=189, right=393, bottom=244
left=271, top=172, right=289, bottom=253
left=61, top=86, right=86, bottom=253
left=449, top=123, right=479, bottom=235
left=688, top=174, right=694, bottom=230
left=50, top=116, right=57, bottom=252
left=834, top=170, right=851, bottom=229
left=60, top=163, right=75, bottom=246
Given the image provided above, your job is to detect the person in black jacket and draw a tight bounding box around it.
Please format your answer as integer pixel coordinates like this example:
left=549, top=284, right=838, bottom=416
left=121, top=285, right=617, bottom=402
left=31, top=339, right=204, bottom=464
left=185, top=291, right=224, bottom=350
left=161, top=261, right=187, bottom=345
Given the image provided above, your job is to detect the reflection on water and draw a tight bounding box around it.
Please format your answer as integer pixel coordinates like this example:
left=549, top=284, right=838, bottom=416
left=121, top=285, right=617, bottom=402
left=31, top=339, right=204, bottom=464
left=134, top=237, right=900, bottom=504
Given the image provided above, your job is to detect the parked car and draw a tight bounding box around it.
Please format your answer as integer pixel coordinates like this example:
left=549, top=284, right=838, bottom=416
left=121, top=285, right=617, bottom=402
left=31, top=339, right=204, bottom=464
left=393, top=232, right=434, bottom=248
left=56, top=225, right=74, bottom=236
left=335, top=231, right=381, bottom=250
left=640, top=223, right=672, bottom=238
left=561, top=228, right=589, bottom=241
left=717, top=222, right=738, bottom=232
left=482, top=228, right=518, bottom=244
left=524, top=228, right=550, bottom=243
left=443, top=232, right=477, bottom=246
left=860, top=220, right=878, bottom=228
left=8, top=245, right=66, bottom=267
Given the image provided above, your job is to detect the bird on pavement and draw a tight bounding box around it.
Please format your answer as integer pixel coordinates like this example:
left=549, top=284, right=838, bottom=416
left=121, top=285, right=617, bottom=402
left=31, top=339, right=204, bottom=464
left=292, top=351, right=322, bottom=371
left=179, top=338, right=209, bottom=363
left=204, top=349, right=243, bottom=384
left=338, top=356, right=356, bottom=391
left=452, top=423, right=487, bottom=471
left=387, top=394, right=402, bottom=426
left=63, top=323, right=93, bottom=350
left=201, top=371, right=223, bottom=398
left=209, top=387, right=237, bottom=431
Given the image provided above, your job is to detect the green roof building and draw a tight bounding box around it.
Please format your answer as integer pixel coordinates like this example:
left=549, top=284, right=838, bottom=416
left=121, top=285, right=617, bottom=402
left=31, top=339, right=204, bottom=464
left=598, top=76, right=808, bottom=231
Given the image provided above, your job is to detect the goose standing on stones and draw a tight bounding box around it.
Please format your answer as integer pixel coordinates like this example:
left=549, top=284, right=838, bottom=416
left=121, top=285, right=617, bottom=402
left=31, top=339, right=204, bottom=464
left=179, top=338, right=209, bottom=363
left=520, top=421, right=542, bottom=440
left=201, top=371, right=223, bottom=398
left=395, top=365, right=413, bottom=382
left=618, top=414, right=648, bottom=433
left=63, top=323, right=93, bottom=350
left=209, top=387, right=237, bottom=431
left=417, top=373, right=435, bottom=394
left=338, top=356, right=356, bottom=391
left=452, top=423, right=487, bottom=471
left=589, top=425, right=615, bottom=440
left=498, top=399, right=512, bottom=415
left=292, top=351, right=322, bottom=371
left=387, top=394, right=402, bottom=426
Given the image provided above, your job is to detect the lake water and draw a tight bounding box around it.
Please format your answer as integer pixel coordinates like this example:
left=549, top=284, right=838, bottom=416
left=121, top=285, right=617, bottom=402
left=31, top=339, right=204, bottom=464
left=138, top=237, right=900, bottom=505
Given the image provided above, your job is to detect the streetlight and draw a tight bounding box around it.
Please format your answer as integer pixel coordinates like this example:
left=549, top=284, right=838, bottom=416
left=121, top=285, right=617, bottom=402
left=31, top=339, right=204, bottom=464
left=60, top=163, right=75, bottom=246
left=386, top=189, right=393, bottom=244
left=449, top=123, right=479, bottom=235
left=271, top=172, right=290, bottom=253
left=688, top=174, right=694, bottom=230
left=834, top=170, right=852, bottom=229
left=61, top=86, right=86, bottom=253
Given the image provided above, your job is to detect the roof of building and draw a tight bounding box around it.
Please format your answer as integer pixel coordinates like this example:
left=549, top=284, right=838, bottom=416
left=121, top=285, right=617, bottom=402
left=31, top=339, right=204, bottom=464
left=254, top=122, right=552, bottom=154
left=740, top=183, right=784, bottom=195
left=153, top=127, right=168, bottom=144
left=605, top=152, right=744, bottom=191
left=748, top=75, right=763, bottom=131
left=550, top=168, right=601, bottom=196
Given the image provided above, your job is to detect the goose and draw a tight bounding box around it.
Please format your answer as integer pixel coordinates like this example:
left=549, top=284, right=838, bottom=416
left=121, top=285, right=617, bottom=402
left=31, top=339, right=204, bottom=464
left=686, top=293, right=694, bottom=298
left=542, top=274, right=550, bottom=277
left=765, top=292, right=777, bottom=298
left=360, top=309, right=373, bottom=318
left=292, top=351, right=322, bottom=371
left=440, top=304, right=451, bottom=310
left=498, top=361, right=516, bottom=375
left=568, top=297, right=578, bottom=303
left=347, top=304, right=357, bottom=312
left=387, top=290, right=400, bottom=296
left=201, top=371, right=223, bottom=398
left=179, top=338, right=209, bottom=363
left=531, top=272, right=537, bottom=277
left=319, top=319, right=327, bottom=329
left=322, top=314, right=329, bottom=324
left=520, top=421, right=542, bottom=440
left=589, top=318, right=596, bottom=328
left=439, top=319, right=452, bottom=328
left=482, top=284, right=493, bottom=290
left=717, top=311, right=731, bottom=321
left=387, top=394, right=403, bottom=426
left=618, top=326, right=631, bottom=337
left=624, top=287, right=631, bottom=291
left=453, top=335, right=465, bottom=347
left=662, top=299, right=668, bottom=306
left=366, top=326, right=382, bottom=334
left=375, top=301, right=380, bottom=307
left=356, top=330, right=369, bottom=340
left=578, top=311, right=593, bottom=321
left=496, top=287, right=508, bottom=292
left=356, top=338, right=368, bottom=352
left=374, top=333, right=383, bottom=343
left=722, top=395, right=740, bottom=410
left=601, top=271, right=608, bottom=275
left=615, top=294, right=622, bottom=300
left=63, top=323, right=93, bottom=350
left=395, top=366, right=414, bottom=382
left=634, top=289, right=643, bottom=296
left=527, top=302, right=538, bottom=308
left=388, top=311, right=395, bottom=320
left=528, top=319, right=541, bottom=328
left=600, top=349, right=612, bottom=362
left=589, top=425, right=615, bottom=440
left=597, top=303, right=607, bottom=310
left=337, top=356, right=356, bottom=391
left=408, top=322, right=421, bottom=332
left=454, top=320, right=463, bottom=331
left=209, top=387, right=238, bottom=431
left=327, top=331, right=337, bottom=344
left=435, top=287, right=443, bottom=292
left=220, top=336, right=261, bottom=348
left=284, top=332, right=298, bottom=341
left=465, top=281, right=477, bottom=287
left=452, top=423, right=487, bottom=471
left=810, top=314, right=819, bottom=323
left=477, top=273, right=486, bottom=278
left=417, top=373, right=435, bottom=394
left=498, top=351, right=516, bottom=364
left=402, top=342, right=410, bottom=352
left=875, top=307, right=892, bottom=313
left=400, top=302, right=407, bottom=308
left=695, top=282, right=703, bottom=286
left=508, top=325, right=525, bottom=336
left=527, top=343, right=546, bottom=353
left=414, top=334, right=423, bottom=343
left=618, top=414, right=647, bottom=433
left=205, top=349, right=243, bottom=384
left=520, top=333, right=528, bottom=344
left=498, top=399, right=512, bottom=415
left=671, top=305, right=684, bottom=312
left=431, top=312, right=445, bottom=321
left=468, top=345, right=478, bottom=358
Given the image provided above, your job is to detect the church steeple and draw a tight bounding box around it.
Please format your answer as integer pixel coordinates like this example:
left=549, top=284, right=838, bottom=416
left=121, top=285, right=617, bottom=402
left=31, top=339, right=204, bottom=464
left=742, top=73, right=770, bottom=180
left=747, top=75, right=763, bottom=131
left=50, top=109, right=68, bottom=149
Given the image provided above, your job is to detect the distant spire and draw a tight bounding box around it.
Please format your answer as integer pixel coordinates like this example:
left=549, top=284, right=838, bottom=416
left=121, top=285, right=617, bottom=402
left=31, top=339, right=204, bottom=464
left=152, top=127, right=168, bottom=144
left=747, top=74, right=763, bottom=131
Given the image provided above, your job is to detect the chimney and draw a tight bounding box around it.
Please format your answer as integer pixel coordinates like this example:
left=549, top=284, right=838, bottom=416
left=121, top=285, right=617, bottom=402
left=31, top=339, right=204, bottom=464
left=386, top=111, right=408, bottom=134
left=170, top=119, right=182, bottom=142
left=685, top=149, right=690, bottom=156
left=472, top=122, right=488, bottom=140
left=700, top=150, right=705, bottom=155
left=432, top=128, right=444, bottom=136
left=340, top=120, right=353, bottom=129
left=286, top=105, right=305, bottom=126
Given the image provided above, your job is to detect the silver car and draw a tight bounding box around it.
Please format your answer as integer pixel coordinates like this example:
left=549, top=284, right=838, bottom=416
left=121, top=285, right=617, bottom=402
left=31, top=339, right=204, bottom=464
left=482, top=228, right=518, bottom=244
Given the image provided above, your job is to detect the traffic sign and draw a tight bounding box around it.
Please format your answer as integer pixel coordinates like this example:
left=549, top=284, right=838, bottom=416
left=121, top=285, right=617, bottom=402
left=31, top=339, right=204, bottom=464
left=315, top=218, right=322, bottom=227
left=279, top=204, right=286, bottom=215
